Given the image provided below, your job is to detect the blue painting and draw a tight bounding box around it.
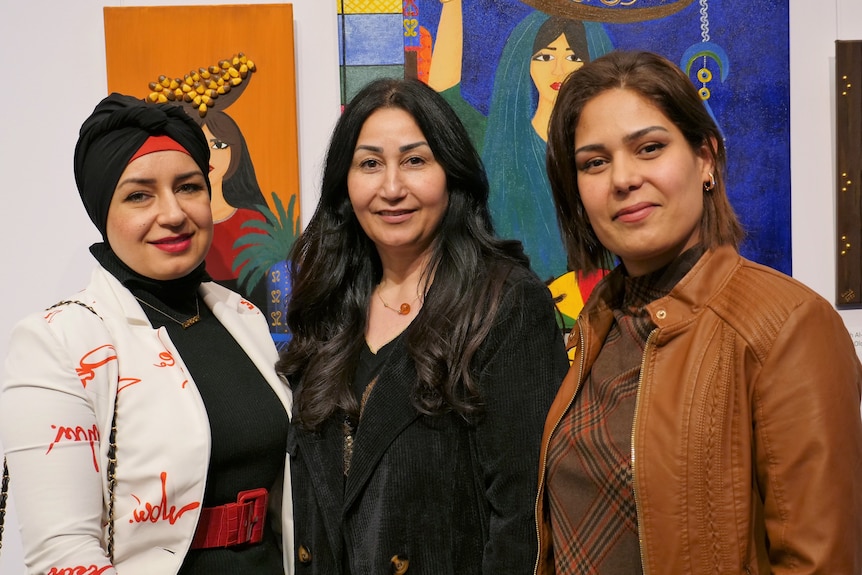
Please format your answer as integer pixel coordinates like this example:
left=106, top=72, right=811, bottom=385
left=338, top=0, right=790, bottom=322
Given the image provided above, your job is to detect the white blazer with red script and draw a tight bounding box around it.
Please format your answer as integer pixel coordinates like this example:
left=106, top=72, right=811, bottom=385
left=0, top=266, right=295, bottom=575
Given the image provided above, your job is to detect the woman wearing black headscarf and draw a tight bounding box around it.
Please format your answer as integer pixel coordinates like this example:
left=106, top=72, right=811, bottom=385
left=0, top=93, right=294, bottom=575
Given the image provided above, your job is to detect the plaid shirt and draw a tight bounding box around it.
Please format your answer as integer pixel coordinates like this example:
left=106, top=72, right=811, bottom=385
left=546, top=247, right=704, bottom=574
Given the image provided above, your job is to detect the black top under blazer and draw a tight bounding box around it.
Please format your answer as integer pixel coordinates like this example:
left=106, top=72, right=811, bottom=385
left=288, top=265, right=569, bottom=574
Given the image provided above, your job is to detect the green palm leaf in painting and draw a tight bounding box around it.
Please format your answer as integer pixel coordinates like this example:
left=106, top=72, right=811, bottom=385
left=231, top=191, right=299, bottom=293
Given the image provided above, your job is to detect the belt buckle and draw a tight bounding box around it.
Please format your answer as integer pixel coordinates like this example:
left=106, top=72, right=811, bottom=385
left=237, top=487, right=268, bottom=545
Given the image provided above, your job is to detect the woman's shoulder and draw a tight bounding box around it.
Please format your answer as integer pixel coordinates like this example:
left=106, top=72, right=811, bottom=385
left=722, top=254, right=828, bottom=312
left=708, top=253, right=845, bottom=350
left=15, top=290, right=109, bottom=343
left=11, top=266, right=135, bottom=339
left=5, top=289, right=115, bottom=386
left=488, top=259, right=548, bottom=293
left=200, top=279, right=268, bottom=318
left=200, top=279, right=239, bottom=300
left=478, top=260, right=557, bottom=322
left=673, top=247, right=824, bottom=318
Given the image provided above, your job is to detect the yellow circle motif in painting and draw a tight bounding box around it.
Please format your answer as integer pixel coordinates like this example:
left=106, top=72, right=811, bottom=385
left=697, top=67, right=713, bottom=82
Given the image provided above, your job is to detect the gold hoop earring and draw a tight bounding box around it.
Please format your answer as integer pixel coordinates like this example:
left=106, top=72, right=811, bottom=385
left=703, top=172, right=716, bottom=192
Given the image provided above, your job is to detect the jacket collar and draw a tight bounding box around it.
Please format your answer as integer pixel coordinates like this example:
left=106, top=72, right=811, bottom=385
left=581, top=245, right=742, bottom=334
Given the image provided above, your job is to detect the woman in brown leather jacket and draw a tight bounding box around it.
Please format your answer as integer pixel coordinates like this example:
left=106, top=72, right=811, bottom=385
left=536, top=50, right=862, bottom=574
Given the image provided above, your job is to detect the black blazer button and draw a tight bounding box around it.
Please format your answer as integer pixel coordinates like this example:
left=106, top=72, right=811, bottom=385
left=298, top=545, right=312, bottom=564
left=390, top=554, right=409, bottom=574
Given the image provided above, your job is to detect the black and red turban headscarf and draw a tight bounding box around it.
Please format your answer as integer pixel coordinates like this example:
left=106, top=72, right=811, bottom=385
left=73, top=93, right=211, bottom=238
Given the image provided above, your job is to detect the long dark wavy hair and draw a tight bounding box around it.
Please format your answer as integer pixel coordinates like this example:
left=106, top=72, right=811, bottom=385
left=546, top=50, right=744, bottom=273
left=276, top=78, right=529, bottom=432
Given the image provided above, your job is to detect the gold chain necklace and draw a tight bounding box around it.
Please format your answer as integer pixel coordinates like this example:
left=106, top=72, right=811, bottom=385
left=134, top=295, right=201, bottom=329
left=376, top=285, right=420, bottom=316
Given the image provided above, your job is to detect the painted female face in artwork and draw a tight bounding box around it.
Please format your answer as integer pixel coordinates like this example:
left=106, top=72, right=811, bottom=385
left=202, top=124, right=232, bottom=187
left=530, top=33, right=584, bottom=107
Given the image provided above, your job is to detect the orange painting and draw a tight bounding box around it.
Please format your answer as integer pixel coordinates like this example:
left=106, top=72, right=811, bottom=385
left=104, top=4, right=300, bottom=346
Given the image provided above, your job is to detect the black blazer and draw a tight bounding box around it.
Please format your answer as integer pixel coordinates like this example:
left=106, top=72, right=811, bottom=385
left=288, top=268, right=569, bottom=574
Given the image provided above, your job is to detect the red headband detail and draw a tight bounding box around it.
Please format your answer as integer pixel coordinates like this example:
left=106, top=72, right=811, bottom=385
left=128, top=135, right=191, bottom=165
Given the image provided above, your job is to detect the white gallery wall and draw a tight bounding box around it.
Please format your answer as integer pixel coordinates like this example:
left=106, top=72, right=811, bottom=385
left=0, top=0, right=859, bottom=571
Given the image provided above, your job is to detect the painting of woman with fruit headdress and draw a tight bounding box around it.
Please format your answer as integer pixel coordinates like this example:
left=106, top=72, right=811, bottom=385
left=103, top=4, right=300, bottom=346
left=197, top=109, right=269, bottom=301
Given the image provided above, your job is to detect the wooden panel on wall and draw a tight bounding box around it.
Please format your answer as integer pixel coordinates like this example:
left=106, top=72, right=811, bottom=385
left=836, top=40, right=862, bottom=308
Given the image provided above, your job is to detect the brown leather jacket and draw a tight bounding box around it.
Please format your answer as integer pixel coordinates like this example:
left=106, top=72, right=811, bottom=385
left=535, top=246, right=862, bottom=575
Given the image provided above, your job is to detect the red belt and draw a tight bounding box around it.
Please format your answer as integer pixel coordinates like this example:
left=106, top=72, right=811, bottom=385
left=190, top=488, right=268, bottom=549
